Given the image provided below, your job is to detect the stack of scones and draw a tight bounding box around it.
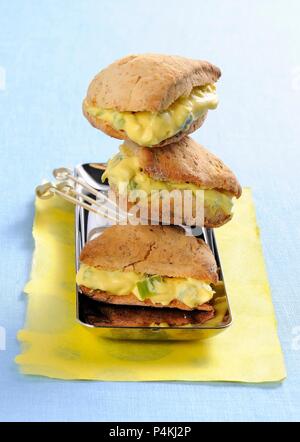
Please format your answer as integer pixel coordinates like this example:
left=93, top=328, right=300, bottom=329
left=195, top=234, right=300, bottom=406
left=76, top=54, right=241, bottom=327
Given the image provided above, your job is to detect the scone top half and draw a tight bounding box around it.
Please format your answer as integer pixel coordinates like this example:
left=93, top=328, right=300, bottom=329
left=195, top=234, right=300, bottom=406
left=83, top=54, right=221, bottom=147
left=102, top=137, right=242, bottom=228
left=76, top=225, right=218, bottom=311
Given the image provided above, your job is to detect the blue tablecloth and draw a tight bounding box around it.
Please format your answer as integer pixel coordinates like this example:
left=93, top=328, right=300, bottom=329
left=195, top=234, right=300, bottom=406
left=0, top=0, right=299, bottom=422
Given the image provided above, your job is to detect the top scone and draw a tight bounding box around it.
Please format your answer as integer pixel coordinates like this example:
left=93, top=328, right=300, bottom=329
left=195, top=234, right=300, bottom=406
left=83, top=54, right=221, bottom=147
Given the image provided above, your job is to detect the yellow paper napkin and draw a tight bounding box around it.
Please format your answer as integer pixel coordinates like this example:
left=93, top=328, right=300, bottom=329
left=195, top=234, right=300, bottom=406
left=16, top=189, right=286, bottom=382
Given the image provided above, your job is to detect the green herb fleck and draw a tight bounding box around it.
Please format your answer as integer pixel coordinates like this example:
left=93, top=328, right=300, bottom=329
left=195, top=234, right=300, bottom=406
left=137, top=275, right=162, bottom=300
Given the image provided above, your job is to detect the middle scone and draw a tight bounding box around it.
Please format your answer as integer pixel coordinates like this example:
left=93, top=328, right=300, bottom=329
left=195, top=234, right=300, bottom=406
left=82, top=53, right=221, bottom=147
left=102, top=137, right=242, bottom=228
left=76, top=224, right=218, bottom=312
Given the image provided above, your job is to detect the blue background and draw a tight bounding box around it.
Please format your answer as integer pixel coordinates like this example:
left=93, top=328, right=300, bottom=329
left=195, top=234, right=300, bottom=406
left=0, top=0, right=300, bottom=422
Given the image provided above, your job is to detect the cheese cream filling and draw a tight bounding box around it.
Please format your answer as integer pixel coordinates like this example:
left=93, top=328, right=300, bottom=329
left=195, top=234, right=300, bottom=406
left=86, top=84, right=218, bottom=146
left=76, top=264, right=214, bottom=309
left=102, top=144, right=234, bottom=218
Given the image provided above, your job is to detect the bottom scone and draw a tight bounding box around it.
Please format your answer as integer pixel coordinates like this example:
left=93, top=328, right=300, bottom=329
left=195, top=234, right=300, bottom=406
left=76, top=224, right=218, bottom=313
left=81, top=302, right=215, bottom=327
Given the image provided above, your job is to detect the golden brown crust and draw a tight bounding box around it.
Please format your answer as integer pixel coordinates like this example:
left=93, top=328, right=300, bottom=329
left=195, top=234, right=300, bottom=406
left=79, top=224, right=218, bottom=283
left=84, top=54, right=221, bottom=113
left=204, top=212, right=232, bottom=228
left=121, top=195, right=233, bottom=228
left=83, top=99, right=207, bottom=147
left=137, top=136, right=242, bottom=197
left=82, top=303, right=215, bottom=327
left=80, top=285, right=213, bottom=312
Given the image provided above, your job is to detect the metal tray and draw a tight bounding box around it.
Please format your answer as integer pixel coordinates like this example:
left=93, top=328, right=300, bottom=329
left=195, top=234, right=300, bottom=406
left=75, top=163, right=232, bottom=340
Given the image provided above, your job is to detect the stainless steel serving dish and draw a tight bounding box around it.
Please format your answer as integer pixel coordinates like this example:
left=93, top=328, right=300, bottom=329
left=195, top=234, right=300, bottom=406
left=75, top=163, right=232, bottom=340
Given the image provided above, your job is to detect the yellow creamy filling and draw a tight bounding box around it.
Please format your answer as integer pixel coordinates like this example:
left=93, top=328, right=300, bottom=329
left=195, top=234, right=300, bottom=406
left=76, top=264, right=214, bottom=309
left=86, top=84, right=218, bottom=146
left=102, top=145, right=233, bottom=218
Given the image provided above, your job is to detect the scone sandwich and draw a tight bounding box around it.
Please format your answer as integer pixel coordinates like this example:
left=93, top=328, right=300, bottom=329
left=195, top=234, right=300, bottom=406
left=76, top=225, right=218, bottom=314
left=102, top=137, right=242, bottom=227
left=83, top=54, right=221, bottom=147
